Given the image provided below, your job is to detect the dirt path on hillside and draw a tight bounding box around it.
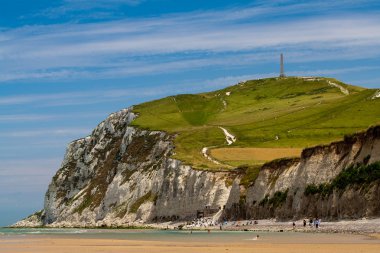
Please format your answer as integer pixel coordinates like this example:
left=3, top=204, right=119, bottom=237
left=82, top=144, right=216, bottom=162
left=201, top=127, right=236, bottom=165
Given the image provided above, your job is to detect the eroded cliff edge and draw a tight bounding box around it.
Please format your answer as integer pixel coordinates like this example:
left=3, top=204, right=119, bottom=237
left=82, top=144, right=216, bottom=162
left=226, top=126, right=380, bottom=221
left=14, top=108, right=380, bottom=227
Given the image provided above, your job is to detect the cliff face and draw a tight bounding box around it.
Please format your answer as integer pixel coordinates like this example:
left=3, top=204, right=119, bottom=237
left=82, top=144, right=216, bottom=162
left=17, top=108, right=239, bottom=227
left=225, top=126, right=380, bottom=220
left=14, top=108, right=380, bottom=227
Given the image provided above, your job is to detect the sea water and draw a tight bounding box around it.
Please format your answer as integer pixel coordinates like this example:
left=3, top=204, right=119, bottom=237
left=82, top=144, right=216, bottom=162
left=0, top=227, right=378, bottom=244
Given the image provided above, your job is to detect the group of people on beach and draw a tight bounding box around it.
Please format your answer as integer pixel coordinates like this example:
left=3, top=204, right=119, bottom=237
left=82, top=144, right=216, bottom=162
left=299, top=218, right=321, bottom=229
left=186, top=217, right=218, bottom=228
left=185, top=218, right=260, bottom=230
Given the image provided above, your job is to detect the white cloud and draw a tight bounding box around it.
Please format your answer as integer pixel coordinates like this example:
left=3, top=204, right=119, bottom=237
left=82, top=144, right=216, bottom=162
left=1, top=2, right=380, bottom=82
left=10, top=16, right=380, bottom=58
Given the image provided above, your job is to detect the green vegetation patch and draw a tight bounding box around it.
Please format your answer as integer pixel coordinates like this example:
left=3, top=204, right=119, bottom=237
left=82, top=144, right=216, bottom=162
left=304, top=161, right=380, bottom=197
left=73, top=195, right=93, bottom=215
left=129, top=191, right=158, bottom=213
left=175, top=94, right=223, bottom=126
left=26, top=210, right=44, bottom=220
left=239, top=165, right=261, bottom=188
left=259, top=189, right=289, bottom=208
left=115, top=202, right=129, bottom=219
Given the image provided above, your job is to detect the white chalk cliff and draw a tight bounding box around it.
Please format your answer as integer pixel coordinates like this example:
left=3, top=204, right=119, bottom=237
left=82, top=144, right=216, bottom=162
left=14, top=108, right=380, bottom=227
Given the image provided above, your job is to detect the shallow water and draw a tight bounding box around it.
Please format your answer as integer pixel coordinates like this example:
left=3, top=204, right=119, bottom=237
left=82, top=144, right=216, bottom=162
left=0, top=228, right=378, bottom=244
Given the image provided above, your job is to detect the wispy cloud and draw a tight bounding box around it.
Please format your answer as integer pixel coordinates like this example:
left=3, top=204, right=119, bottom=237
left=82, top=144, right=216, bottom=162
left=0, top=128, right=90, bottom=138
left=0, top=114, right=57, bottom=122
left=0, top=65, right=377, bottom=108
left=1, top=2, right=380, bottom=83
left=0, top=86, right=168, bottom=106
left=28, top=0, right=145, bottom=20
left=0, top=112, right=108, bottom=122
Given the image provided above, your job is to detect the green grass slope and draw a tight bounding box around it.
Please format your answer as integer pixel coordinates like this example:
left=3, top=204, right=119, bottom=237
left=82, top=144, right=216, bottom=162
left=131, top=77, right=380, bottom=170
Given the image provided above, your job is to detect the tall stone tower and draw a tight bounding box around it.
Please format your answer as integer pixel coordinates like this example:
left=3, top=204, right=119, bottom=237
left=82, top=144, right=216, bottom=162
left=280, top=53, right=285, bottom=78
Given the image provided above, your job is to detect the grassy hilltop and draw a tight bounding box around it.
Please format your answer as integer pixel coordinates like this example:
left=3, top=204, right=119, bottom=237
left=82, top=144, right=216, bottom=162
left=131, top=77, right=380, bottom=170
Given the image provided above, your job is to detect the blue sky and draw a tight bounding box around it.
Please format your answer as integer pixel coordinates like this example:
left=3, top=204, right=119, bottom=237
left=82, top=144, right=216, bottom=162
left=1, top=0, right=380, bottom=226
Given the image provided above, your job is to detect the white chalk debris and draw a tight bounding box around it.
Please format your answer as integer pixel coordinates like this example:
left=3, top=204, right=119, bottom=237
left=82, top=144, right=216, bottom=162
left=219, top=127, right=236, bottom=145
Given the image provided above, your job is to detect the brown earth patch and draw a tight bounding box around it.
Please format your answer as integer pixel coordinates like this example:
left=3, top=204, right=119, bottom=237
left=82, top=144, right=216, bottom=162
left=210, top=147, right=302, bottom=163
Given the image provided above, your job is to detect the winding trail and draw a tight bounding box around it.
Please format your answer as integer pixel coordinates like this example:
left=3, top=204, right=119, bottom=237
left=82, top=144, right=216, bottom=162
left=221, top=99, right=227, bottom=110
left=201, top=147, right=220, bottom=165
left=302, top=77, right=349, bottom=95
left=201, top=127, right=236, bottom=165
left=326, top=80, right=350, bottom=95
left=219, top=127, right=236, bottom=145
left=372, top=90, right=380, bottom=99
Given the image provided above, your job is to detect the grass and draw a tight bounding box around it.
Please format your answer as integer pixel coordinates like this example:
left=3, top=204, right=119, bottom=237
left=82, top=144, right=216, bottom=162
left=26, top=210, right=43, bottom=219
left=129, top=191, right=157, bottom=213
left=74, top=195, right=92, bottom=215
left=239, top=165, right=261, bottom=188
left=131, top=77, right=380, bottom=169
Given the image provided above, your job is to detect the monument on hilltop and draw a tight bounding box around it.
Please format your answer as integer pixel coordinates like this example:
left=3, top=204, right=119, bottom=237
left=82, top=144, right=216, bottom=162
left=279, top=53, right=285, bottom=78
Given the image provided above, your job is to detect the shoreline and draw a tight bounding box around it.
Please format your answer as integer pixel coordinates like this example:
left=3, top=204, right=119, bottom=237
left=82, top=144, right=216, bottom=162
left=7, top=218, right=380, bottom=235
left=3, top=223, right=380, bottom=253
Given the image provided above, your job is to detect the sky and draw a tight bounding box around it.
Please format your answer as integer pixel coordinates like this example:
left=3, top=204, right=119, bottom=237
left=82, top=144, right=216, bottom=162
left=1, top=0, right=380, bottom=226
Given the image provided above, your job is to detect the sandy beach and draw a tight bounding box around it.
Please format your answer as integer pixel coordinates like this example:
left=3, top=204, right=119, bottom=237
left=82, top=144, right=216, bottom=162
left=1, top=236, right=380, bottom=253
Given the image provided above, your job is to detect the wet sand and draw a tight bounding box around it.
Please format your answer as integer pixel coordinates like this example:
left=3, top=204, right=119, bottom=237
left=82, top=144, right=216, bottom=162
left=1, top=233, right=380, bottom=253
left=1, top=237, right=380, bottom=253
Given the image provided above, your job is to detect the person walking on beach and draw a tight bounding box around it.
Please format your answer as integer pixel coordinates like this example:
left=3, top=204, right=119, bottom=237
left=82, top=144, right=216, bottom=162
left=314, top=218, right=319, bottom=228
left=303, top=220, right=306, bottom=227
left=292, top=222, right=296, bottom=230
